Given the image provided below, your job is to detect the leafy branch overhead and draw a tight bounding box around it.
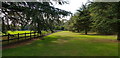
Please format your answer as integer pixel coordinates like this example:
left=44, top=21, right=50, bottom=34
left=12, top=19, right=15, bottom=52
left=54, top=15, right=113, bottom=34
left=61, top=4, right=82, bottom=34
left=2, top=2, right=72, bottom=33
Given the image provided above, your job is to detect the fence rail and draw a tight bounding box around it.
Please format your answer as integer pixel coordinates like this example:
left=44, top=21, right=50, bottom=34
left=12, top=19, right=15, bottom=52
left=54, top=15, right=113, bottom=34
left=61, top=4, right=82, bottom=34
left=0, top=32, right=41, bottom=45
left=0, top=30, right=60, bottom=45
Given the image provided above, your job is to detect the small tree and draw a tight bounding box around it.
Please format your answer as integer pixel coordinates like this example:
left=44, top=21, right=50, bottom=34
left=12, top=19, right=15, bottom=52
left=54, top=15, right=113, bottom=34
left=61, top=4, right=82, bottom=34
left=66, top=4, right=92, bottom=35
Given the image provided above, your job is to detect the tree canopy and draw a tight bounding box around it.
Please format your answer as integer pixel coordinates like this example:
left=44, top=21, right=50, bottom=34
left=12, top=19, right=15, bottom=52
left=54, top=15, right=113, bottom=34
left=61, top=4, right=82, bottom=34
left=66, top=4, right=92, bottom=34
left=65, top=2, right=120, bottom=40
left=1, top=2, right=71, bottom=34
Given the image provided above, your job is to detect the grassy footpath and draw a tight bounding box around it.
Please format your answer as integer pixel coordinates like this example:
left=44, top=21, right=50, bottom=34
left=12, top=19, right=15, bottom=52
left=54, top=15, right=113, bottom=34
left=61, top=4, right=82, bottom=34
left=3, top=31, right=118, bottom=56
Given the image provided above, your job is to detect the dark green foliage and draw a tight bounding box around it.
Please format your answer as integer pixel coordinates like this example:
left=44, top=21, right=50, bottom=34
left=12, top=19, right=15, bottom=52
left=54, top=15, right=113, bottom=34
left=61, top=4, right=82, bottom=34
left=65, top=2, right=120, bottom=40
left=66, top=4, right=92, bottom=34
left=2, top=2, right=71, bottom=34
left=89, top=2, right=120, bottom=40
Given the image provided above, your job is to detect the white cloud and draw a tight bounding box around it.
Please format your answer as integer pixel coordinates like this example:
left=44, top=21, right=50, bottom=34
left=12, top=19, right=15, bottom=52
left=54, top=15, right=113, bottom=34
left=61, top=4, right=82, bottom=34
left=54, top=0, right=88, bottom=14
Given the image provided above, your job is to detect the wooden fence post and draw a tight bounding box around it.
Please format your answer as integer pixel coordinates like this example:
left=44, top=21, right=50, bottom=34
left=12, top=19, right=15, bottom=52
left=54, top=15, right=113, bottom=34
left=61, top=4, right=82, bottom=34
left=18, top=33, right=19, bottom=41
left=25, top=32, right=26, bottom=39
left=30, top=32, right=31, bottom=39
left=8, top=34, right=10, bottom=44
left=34, top=32, right=35, bottom=38
left=38, top=31, right=39, bottom=37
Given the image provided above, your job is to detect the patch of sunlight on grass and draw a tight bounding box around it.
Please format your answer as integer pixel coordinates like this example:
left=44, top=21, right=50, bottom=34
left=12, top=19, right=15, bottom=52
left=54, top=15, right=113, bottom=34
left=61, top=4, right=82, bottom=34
left=54, top=31, right=117, bottom=40
left=7, top=31, right=34, bottom=34
left=76, top=35, right=117, bottom=39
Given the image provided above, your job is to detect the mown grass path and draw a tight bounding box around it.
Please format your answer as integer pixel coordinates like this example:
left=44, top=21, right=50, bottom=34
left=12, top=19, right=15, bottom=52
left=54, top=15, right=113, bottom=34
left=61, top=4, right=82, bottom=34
left=3, top=31, right=118, bottom=56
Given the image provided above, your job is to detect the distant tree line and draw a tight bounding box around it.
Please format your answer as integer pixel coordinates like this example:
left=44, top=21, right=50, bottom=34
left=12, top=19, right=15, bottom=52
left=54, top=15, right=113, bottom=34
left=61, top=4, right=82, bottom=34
left=65, top=2, right=120, bottom=40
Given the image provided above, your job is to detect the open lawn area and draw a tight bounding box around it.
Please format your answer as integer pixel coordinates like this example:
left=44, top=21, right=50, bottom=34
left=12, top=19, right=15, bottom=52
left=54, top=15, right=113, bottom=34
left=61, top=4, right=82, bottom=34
left=3, top=31, right=118, bottom=56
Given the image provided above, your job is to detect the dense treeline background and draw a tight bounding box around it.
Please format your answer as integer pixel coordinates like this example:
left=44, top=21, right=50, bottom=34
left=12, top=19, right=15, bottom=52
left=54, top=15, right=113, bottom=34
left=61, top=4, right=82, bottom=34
left=65, top=2, right=120, bottom=40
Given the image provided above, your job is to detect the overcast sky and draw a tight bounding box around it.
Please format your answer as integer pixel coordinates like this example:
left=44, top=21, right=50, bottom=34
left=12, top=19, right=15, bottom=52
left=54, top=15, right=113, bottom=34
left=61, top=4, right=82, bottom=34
left=54, top=0, right=88, bottom=14
left=53, top=0, right=89, bottom=20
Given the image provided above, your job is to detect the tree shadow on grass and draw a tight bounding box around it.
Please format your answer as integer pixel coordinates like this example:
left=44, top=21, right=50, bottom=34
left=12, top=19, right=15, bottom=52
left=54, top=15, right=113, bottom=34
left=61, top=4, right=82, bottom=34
left=80, top=34, right=115, bottom=36
left=30, top=35, right=77, bottom=46
left=31, top=34, right=118, bottom=46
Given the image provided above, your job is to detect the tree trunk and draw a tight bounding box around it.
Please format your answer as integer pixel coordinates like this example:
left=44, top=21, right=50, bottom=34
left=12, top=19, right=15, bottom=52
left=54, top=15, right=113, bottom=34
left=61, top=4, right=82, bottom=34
left=2, top=18, right=5, bottom=33
left=37, top=23, right=42, bottom=35
left=77, top=30, right=80, bottom=33
left=6, top=17, right=10, bottom=30
left=116, top=2, right=120, bottom=41
left=50, top=29, right=54, bottom=33
left=117, top=31, right=120, bottom=41
left=85, top=29, right=87, bottom=35
left=48, top=26, right=54, bottom=33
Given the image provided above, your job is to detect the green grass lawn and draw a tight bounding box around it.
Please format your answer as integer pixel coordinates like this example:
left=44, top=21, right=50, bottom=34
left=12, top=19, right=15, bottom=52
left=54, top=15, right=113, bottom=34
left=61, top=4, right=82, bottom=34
left=3, top=31, right=118, bottom=56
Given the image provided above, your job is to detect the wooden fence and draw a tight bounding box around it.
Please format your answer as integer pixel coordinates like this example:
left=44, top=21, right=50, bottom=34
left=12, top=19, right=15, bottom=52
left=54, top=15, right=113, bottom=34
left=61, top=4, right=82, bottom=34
left=0, top=32, right=42, bottom=45
left=0, top=30, right=60, bottom=45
